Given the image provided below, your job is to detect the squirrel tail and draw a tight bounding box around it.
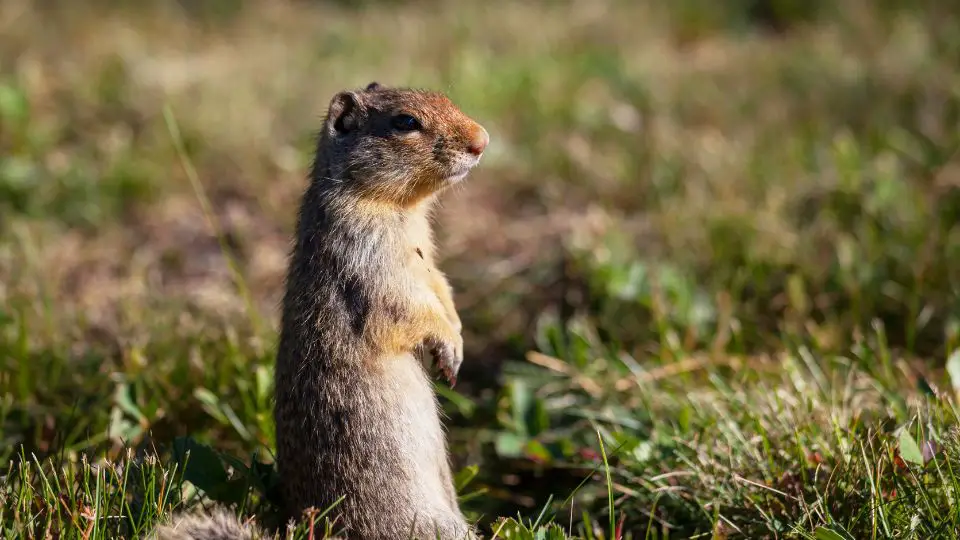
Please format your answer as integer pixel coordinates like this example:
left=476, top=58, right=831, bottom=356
left=148, top=508, right=268, bottom=540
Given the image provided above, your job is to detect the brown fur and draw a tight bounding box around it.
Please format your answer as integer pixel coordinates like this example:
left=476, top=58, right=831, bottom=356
left=273, top=82, right=487, bottom=538
left=149, top=83, right=488, bottom=540
left=149, top=509, right=267, bottom=540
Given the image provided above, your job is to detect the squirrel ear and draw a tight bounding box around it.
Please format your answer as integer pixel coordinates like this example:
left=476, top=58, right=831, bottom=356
left=365, top=81, right=382, bottom=91
left=327, top=91, right=361, bottom=134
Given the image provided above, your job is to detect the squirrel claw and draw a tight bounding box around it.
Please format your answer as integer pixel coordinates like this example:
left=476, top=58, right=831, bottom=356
left=444, top=368, right=458, bottom=388
left=425, top=336, right=462, bottom=387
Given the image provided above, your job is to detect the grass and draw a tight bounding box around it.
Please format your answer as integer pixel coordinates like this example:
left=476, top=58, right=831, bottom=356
left=2, top=0, right=960, bottom=537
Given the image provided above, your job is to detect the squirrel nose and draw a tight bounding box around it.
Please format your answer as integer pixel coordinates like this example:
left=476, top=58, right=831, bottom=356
left=467, top=126, right=489, bottom=157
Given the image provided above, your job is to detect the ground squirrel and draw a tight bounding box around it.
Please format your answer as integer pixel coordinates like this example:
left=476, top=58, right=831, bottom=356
left=152, top=82, right=488, bottom=539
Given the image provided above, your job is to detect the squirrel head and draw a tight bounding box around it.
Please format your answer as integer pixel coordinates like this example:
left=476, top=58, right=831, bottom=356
left=316, top=82, right=489, bottom=207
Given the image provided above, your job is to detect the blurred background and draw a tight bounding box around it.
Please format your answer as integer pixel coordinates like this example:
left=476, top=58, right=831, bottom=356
left=2, top=0, right=959, bottom=538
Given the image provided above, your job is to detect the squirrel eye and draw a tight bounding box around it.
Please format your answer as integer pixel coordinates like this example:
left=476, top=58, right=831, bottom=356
left=390, top=114, right=422, bottom=132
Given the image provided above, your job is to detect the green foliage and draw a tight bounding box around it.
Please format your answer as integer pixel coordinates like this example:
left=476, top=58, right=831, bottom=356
left=0, top=68, right=157, bottom=229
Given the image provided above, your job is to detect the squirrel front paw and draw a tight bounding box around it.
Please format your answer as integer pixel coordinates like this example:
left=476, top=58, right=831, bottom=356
left=424, top=334, right=463, bottom=387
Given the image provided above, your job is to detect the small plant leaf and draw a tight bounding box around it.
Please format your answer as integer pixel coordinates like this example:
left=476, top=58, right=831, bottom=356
left=114, top=382, right=146, bottom=424
left=511, top=379, right=533, bottom=436
left=814, top=526, right=855, bottom=540
left=171, top=437, right=234, bottom=501
left=524, top=439, right=552, bottom=463
left=492, top=517, right=534, bottom=540
left=897, top=428, right=924, bottom=466
left=435, top=384, right=477, bottom=417
left=946, top=348, right=960, bottom=395
left=453, top=464, right=479, bottom=493
left=494, top=432, right=526, bottom=458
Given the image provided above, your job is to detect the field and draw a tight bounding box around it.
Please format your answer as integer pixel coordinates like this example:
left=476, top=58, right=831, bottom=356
left=2, top=0, right=960, bottom=538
